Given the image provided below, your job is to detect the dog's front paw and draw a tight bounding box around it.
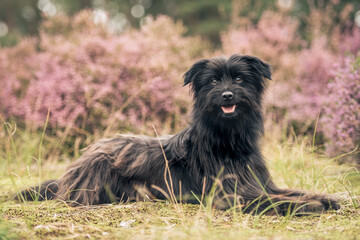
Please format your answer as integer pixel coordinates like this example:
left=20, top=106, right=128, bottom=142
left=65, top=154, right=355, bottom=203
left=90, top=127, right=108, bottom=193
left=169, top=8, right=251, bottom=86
left=318, top=195, right=340, bottom=210
left=296, top=200, right=325, bottom=215
left=292, top=195, right=340, bottom=215
left=281, top=200, right=327, bottom=216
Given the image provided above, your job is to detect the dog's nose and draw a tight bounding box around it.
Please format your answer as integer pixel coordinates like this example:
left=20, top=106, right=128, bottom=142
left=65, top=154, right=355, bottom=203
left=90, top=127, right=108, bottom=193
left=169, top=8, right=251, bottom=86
left=222, top=91, right=233, bottom=100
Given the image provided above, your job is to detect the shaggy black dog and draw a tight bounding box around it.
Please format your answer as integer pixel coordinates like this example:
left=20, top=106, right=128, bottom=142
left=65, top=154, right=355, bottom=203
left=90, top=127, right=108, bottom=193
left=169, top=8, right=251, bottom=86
left=19, top=55, right=339, bottom=214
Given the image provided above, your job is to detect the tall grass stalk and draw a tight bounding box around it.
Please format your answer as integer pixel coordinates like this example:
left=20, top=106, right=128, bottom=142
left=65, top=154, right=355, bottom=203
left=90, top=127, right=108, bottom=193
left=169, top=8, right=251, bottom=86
left=152, top=125, right=185, bottom=221
left=37, top=108, right=51, bottom=198
left=2, top=121, right=22, bottom=203
left=312, top=112, right=320, bottom=151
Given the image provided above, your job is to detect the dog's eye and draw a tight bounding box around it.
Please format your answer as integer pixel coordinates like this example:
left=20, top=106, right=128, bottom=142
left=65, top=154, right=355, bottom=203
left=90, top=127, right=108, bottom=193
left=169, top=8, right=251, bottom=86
left=235, top=77, right=243, bottom=83
left=211, top=79, right=218, bottom=85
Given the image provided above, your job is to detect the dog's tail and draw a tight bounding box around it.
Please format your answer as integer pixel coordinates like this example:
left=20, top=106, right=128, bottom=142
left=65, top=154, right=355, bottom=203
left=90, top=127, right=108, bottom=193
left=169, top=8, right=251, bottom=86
left=15, top=179, right=59, bottom=202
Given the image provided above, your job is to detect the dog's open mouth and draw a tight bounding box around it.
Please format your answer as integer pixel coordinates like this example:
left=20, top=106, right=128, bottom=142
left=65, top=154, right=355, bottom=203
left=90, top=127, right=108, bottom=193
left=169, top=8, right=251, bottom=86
left=221, top=105, right=236, bottom=114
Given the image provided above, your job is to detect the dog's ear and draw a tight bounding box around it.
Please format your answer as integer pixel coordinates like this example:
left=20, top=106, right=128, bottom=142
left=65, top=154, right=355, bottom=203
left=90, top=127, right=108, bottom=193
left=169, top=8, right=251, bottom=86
left=231, top=55, right=272, bottom=80
left=183, top=59, right=209, bottom=86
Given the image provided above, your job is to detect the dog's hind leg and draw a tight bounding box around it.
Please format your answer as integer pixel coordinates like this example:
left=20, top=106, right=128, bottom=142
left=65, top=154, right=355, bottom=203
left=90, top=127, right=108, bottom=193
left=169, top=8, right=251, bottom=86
left=53, top=136, right=170, bottom=205
left=15, top=179, right=59, bottom=202
left=55, top=152, right=125, bottom=206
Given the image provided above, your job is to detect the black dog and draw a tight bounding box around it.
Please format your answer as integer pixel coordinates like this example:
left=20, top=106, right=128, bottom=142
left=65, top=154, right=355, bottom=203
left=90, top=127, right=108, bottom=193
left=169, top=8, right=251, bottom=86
left=19, top=55, right=339, bottom=214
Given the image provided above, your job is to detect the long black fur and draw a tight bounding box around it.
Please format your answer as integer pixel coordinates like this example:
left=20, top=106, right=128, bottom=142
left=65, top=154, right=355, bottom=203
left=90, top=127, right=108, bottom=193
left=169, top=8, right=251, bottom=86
left=18, top=55, right=339, bottom=214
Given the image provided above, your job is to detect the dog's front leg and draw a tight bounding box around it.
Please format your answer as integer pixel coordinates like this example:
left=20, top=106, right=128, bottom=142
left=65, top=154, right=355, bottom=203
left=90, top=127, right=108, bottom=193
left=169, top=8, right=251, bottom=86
left=270, top=188, right=340, bottom=211
left=212, top=191, right=337, bottom=215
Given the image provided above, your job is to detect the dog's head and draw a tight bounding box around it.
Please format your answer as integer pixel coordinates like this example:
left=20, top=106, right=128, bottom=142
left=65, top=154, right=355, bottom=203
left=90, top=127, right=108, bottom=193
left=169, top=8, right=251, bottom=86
left=183, top=55, right=271, bottom=124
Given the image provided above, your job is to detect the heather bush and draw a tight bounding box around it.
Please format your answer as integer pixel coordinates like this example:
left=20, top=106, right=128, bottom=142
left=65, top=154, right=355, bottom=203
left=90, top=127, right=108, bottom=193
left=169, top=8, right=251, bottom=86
left=0, top=11, right=207, bottom=134
left=321, top=55, right=360, bottom=162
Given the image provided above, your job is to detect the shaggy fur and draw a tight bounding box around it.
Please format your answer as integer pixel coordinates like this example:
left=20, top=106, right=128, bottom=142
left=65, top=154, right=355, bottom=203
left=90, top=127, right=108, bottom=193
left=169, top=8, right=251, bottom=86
left=19, top=55, right=339, bottom=214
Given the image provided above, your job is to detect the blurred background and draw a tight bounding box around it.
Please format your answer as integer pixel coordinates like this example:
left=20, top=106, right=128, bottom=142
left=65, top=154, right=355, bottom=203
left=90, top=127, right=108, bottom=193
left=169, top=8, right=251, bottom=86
left=0, top=0, right=359, bottom=164
left=1, top=0, right=360, bottom=46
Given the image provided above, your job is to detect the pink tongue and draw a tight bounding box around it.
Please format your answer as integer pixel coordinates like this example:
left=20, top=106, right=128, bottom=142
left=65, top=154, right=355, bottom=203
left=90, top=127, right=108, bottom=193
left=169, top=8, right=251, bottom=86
left=221, top=105, right=236, bottom=113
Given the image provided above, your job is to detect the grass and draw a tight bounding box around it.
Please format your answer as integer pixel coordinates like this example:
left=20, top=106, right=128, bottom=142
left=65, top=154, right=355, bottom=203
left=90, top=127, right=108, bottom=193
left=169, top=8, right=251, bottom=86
left=0, top=120, right=360, bottom=240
